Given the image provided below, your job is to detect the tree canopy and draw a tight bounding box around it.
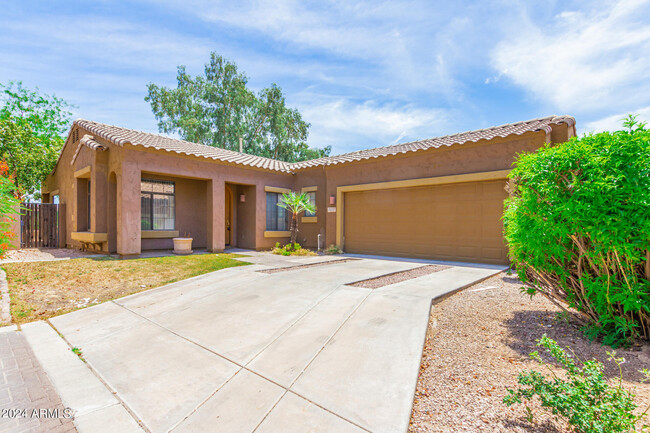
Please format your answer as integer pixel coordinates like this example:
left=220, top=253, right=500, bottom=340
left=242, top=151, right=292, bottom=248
left=0, top=81, right=72, bottom=199
left=145, top=53, right=330, bottom=162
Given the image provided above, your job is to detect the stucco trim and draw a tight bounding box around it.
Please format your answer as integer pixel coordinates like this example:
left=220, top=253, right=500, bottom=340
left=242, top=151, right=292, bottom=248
left=71, top=232, right=108, bottom=243
left=335, top=169, right=511, bottom=247
left=301, top=186, right=318, bottom=193
left=301, top=216, right=317, bottom=223
left=141, top=230, right=180, bottom=239
left=74, top=166, right=91, bottom=179
left=264, top=186, right=292, bottom=194
left=264, top=231, right=291, bottom=238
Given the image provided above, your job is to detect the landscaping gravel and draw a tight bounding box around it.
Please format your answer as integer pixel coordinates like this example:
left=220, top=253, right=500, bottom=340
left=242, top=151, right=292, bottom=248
left=409, top=272, right=650, bottom=433
left=348, top=264, right=449, bottom=289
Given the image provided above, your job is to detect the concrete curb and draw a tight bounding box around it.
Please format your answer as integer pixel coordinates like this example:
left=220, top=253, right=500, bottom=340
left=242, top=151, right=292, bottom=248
left=0, top=268, right=11, bottom=324
left=21, top=320, right=145, bottom=433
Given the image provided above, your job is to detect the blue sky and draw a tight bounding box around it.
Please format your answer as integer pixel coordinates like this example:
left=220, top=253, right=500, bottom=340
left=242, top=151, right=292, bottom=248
left=1, top=0, right=649, bottom=155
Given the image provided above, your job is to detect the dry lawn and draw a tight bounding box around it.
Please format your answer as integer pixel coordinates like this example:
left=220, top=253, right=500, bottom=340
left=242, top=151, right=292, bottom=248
left=409, top=272, right=650, bottom=433
left=3, top=253, right=249, bottom=324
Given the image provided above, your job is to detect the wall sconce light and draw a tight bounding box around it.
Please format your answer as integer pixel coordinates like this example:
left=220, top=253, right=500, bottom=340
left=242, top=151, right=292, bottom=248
left=240, top=194, right=246, bottom=202
left=329, top=195, right=336, bottom=205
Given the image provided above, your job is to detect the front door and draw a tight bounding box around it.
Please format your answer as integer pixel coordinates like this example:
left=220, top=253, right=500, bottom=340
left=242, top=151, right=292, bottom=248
left=225, top=186, right=232, bottom=245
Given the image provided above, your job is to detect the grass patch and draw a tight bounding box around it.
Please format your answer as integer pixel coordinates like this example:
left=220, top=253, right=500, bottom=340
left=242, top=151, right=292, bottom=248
left=4, top=253, right=249, bottom=324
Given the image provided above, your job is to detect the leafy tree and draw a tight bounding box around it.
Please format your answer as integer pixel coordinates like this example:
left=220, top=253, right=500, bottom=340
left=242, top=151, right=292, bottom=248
left=278, top=192, right=316, bottom=247
left=145, top=53, right=330, bottom=162
left=0, top=81, right=73, bottom=199
left=504, top=117, right=650, bottom=346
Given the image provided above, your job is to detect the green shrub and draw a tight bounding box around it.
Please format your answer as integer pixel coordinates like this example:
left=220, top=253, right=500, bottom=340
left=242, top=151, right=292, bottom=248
left=504, top=335, right=650, bottom=433
left=504, top=118, right=650, bottom=346
left=0, top=162, right=19, bottom=257
left=324, top=244, right=342, bottom=255
left=271, top=242, right=315, bottom=256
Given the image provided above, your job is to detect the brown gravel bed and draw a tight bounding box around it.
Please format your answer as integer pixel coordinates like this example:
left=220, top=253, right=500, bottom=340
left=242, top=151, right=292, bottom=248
left=258, top=258, right=360, bottom=274
left=348, top=264, right=450, bottom=289
left=409, top=272, right=650, bottom=433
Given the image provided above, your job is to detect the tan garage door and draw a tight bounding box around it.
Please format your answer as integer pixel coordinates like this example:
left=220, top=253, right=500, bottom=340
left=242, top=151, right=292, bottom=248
left=343, top=180, right=508, bottom=264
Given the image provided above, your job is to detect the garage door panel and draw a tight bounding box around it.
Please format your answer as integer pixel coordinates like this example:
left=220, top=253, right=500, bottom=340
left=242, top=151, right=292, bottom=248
left=344, top=180, right=508, bottom=265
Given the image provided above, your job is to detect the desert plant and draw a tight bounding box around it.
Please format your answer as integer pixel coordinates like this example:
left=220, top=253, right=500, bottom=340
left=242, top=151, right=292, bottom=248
left=504, top=116, right=650, bottom=346
left=504, top=335, right=650, bottom=433
left=278, top=191, right=316, bottom=248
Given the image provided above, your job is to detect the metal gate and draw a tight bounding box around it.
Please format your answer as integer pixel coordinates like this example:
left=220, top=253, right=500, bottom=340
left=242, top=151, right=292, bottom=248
left=20, top=203, right=60, bottom=248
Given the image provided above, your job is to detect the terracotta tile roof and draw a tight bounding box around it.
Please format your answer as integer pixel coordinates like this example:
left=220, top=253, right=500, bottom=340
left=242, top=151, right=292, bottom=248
left=73, top=119, right=294, bottom=173
left=290, top=115, right=576, bottom=169
left=70, top=134, right=108, bottom=165
left=72, top=115, right=575, bottom=173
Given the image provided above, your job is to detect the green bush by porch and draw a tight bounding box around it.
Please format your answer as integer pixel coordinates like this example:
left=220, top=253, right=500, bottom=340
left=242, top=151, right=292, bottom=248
left=504, top=118, right=650, bottom=346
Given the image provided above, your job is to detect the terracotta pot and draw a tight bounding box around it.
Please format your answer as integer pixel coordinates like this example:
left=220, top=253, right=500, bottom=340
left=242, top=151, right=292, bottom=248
left=172, top=237, right=193, bottom=255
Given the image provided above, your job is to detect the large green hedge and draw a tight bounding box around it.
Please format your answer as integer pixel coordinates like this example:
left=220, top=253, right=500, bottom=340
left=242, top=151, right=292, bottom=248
left=504, top=122, right=650, bottom=346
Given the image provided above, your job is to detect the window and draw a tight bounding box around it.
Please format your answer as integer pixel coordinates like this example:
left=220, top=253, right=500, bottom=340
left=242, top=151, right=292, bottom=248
left=141, top=179, right=175, bottom=230
left=304, top=191, right=316, bottom=217
left=266, top=192, right=288, bottom=231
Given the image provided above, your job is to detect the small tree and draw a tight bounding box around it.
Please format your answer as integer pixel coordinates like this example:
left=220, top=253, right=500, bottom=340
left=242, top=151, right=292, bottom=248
left=278, top=192, right=316, bottom=248
left=0, top=81, right=73, bottom=199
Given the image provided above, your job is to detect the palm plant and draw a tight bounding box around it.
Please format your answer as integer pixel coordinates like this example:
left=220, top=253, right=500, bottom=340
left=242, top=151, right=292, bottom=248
left=278, top=191, right=316, bottom=248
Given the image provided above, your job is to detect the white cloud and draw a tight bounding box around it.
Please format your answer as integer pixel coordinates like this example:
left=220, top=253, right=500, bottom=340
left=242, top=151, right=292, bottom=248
left=0, top=16, right=213, bottom=74
left=298, top=98, right=451, bottom=153
left=138, top=0, right=478, bottom=97
left=583, top=106, right=650, bottom=133
left=491, top=0, right=650, bottom=113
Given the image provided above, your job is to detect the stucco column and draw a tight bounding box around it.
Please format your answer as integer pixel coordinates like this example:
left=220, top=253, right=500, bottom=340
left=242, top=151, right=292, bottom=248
left=116, top=162, right=141, bottom=257
left=206, top=178, right=225, bottom=253
left=254, top=183, right=266, bottom=250
left=91, top=152, right=108, bottom=234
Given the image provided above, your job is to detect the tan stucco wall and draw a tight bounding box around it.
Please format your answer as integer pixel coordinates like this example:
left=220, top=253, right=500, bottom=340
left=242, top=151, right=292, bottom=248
left=44, top=127, right=295, bottom=256
left=43, top=121, right=574, bottom=257
left=316, top=125, right=573, bottom=247
left=43, top=126, right=125, bottom=251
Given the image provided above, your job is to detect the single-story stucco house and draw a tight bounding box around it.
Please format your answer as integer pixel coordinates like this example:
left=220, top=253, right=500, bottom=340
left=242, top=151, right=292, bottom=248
left=42, top=115, right=576, bottom=264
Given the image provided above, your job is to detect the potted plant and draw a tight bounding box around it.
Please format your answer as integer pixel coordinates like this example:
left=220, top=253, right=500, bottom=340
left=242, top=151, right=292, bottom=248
left=173, top=232, right=193, bottom=255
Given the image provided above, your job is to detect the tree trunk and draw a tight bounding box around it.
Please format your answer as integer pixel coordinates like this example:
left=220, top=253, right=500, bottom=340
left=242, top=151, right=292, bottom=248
left=290, top=213, right=298, bottom=248
left=646, top=250, right=650, bottom=281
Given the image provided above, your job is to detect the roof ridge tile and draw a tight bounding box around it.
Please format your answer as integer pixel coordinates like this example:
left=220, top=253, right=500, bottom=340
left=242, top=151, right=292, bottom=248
left=70, top=115, right=575, bottom=174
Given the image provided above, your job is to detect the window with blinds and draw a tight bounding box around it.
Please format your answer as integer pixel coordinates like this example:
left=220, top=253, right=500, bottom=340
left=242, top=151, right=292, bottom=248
left=304, top=191, right=316, bottom=217
left=266, top=192, right=288, bottom=231
left=141, top=179, right=175, bottom=230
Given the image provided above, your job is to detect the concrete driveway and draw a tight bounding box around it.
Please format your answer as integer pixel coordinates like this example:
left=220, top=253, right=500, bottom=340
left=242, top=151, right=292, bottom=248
left=20, top=254, right=503, bottom=433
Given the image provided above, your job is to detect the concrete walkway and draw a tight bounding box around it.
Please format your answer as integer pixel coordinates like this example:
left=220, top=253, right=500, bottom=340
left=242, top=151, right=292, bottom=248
left=20, top=254, right=504, bottom=433
left=0, top=326, right=77, bottom=433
